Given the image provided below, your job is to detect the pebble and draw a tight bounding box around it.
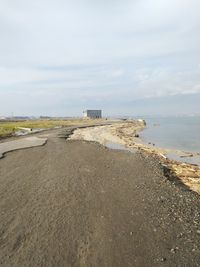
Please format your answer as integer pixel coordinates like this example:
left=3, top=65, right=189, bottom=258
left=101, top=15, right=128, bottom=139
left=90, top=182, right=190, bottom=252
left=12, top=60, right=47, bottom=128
left=170, top=248, right=176, bottom=253
left=170, top=247, right=179, bottom=253
left=177, top=233, right=183, bottom=238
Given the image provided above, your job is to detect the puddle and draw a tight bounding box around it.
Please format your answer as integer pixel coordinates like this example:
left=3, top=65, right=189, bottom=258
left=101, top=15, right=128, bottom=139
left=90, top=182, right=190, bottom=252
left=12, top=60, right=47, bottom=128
left=106, top=142, right=126, bottom=150
left=167, top=153, right=200, bottom=166
left=105, top=142, right=136, bottom=153
left=15, top=128, right=44, bottom=136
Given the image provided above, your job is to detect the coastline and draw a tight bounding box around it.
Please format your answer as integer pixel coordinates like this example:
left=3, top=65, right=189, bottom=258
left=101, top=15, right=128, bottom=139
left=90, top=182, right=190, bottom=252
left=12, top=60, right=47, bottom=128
left=69, top=120, right=200, bottom=195
left=2, top=125, right=200, bottom=266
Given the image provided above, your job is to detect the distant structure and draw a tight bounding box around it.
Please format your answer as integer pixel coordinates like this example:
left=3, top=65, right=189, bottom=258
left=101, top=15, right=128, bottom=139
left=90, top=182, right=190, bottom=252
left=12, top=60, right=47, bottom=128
left=83, top=110, right=102, bottom=119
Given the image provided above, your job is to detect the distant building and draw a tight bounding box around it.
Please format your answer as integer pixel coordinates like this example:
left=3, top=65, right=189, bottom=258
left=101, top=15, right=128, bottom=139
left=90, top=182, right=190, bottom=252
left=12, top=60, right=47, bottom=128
left=40, top=116, right=52, bottom=120
left=83, top=110, right=102, bottom=119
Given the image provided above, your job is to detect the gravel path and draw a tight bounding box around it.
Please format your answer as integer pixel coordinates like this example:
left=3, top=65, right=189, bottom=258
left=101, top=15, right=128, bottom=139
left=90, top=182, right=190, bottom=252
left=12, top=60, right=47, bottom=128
left=0, top=128, right=200, bottom=266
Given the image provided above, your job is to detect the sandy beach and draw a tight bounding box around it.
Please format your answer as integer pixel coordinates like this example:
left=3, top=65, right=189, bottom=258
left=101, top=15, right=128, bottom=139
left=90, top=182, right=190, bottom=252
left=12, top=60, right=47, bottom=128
left=70, top=120, right=200, bottom=195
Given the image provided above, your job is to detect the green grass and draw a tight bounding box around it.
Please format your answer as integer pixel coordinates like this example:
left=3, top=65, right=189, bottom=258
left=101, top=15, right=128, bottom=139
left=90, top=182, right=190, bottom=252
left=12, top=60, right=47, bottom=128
left=0, top=118, right=107, bottom=138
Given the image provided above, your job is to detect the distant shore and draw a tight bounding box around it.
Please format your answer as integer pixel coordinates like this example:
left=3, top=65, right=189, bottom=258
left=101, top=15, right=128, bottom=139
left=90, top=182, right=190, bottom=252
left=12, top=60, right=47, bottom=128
left=69, top=120, right=200, bottom=195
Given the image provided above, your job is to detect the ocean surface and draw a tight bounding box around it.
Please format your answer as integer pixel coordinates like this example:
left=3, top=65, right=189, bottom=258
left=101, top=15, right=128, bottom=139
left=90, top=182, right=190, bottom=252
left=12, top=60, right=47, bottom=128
left=140, top=116, right=200, bottom=153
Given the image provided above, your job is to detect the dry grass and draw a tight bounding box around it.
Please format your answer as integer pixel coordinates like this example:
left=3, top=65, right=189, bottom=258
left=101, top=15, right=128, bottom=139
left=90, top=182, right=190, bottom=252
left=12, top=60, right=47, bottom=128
left=0, top=118, right=107, bottom=138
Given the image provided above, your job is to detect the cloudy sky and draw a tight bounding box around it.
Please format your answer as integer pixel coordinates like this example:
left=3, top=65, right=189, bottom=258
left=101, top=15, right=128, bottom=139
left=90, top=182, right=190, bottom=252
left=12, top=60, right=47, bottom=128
left=0, top=0, right=200, bottom=117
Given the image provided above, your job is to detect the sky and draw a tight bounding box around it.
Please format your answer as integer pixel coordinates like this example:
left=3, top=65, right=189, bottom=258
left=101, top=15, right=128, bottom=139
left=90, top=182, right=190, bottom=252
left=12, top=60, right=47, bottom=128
left=0, top=0, right=200, bottom=117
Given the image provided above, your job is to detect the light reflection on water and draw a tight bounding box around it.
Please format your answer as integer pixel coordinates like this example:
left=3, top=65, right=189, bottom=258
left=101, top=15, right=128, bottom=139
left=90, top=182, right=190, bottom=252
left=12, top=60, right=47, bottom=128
left=105, top=142, right=126, bottom=150
left=105, top=142, right=136, bottom=153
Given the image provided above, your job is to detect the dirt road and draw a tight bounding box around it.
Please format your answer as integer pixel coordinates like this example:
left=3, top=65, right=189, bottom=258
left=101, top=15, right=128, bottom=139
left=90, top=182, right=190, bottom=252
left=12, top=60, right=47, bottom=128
left=0, top=127, right=200, bottom=266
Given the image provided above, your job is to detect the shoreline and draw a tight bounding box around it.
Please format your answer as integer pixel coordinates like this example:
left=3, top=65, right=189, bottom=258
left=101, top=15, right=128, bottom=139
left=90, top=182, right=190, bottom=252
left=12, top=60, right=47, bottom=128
left=69, top=120, right=200, bottom=195
left=1, top=125, right=200, bottom=266
left=1, top=119, right=200, bottom=195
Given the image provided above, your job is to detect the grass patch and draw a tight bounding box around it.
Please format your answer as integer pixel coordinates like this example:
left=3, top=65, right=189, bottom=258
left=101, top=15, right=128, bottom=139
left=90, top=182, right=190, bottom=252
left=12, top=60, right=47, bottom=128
left=0, top=118, right=107, bottom=138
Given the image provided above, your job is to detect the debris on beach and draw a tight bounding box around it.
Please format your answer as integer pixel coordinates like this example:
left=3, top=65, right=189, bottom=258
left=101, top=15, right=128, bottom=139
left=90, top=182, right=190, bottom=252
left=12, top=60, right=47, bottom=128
left=111, top=121, right=200, bottom=195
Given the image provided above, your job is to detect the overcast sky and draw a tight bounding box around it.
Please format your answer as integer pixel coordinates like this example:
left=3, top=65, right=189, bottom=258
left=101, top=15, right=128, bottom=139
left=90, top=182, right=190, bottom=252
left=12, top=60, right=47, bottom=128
left=0, top=0, right=200, bottom=117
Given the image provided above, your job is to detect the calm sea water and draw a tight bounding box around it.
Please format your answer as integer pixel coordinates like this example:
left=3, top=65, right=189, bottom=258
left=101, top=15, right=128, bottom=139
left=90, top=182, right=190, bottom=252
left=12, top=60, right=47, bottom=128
left=140, top=116, right=200, bottom=153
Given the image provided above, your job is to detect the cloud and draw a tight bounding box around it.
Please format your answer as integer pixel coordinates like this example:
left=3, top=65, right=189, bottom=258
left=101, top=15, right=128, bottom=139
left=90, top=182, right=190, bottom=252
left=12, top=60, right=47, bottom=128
left=0, top=0, right=200, bottom=116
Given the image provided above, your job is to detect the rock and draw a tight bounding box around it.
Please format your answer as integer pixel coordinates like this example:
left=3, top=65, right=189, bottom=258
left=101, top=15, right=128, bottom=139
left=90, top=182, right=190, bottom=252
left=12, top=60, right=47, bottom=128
left=170, top=247, right=179, bottom=253
left=177, top=233, right=183, bottom=238
left=137, top=119, right=146, bottom=126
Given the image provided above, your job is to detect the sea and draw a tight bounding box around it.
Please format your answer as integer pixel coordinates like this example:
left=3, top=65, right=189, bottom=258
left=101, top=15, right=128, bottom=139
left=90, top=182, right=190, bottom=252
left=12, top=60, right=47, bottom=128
left=139, top=116, right=200, bottom=165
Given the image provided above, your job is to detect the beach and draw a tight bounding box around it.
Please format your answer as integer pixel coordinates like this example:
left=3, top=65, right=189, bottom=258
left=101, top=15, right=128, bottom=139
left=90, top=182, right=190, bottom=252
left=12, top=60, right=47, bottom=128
left=70, top=120, right=200, bottom=195
left=0, top=122, right=200, bottom=266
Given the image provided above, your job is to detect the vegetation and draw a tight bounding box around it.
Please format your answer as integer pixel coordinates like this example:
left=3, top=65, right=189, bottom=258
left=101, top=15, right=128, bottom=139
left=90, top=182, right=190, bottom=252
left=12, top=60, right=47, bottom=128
left=0, top=118, right=106, bottom=138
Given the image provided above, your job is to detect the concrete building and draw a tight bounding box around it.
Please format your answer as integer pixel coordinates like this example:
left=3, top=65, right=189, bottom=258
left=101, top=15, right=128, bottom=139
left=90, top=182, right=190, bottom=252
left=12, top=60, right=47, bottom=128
left=83, top=110, right=102, bottom=119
